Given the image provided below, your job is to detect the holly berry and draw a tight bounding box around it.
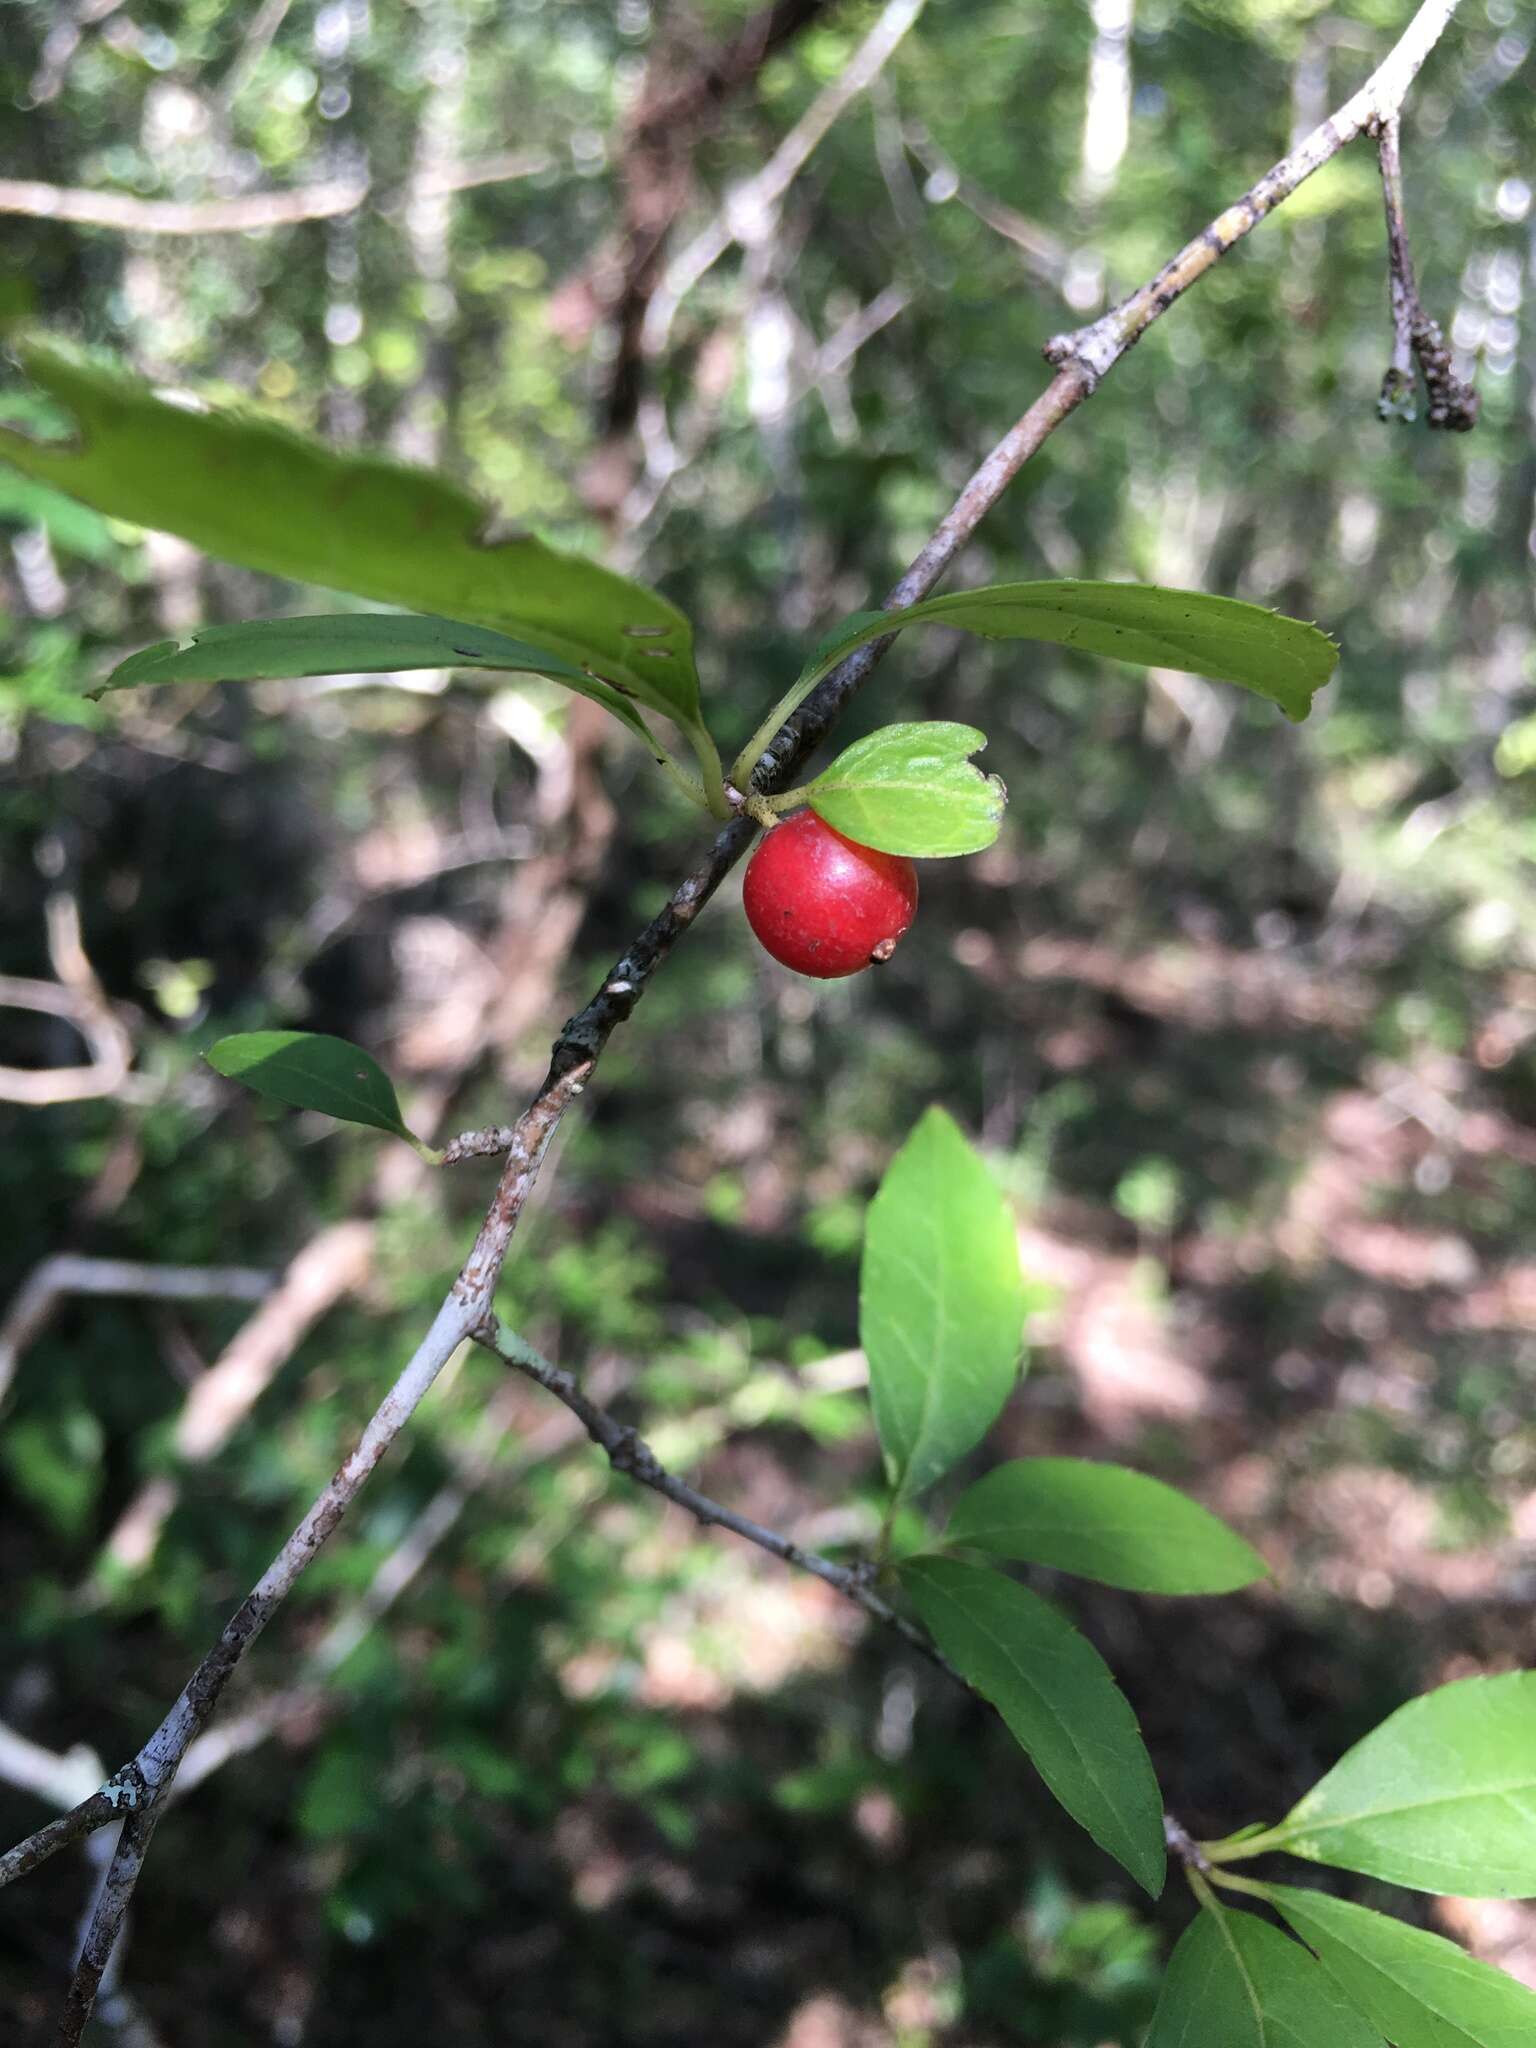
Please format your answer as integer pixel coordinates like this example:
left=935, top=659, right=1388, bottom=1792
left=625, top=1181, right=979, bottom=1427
left=742, top=808, right=919, bottom=979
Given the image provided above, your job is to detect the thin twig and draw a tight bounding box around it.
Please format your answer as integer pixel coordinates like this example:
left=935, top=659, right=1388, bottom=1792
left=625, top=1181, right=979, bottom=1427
left=0, top=1256, right=274, bottom=1412
left=638, top=0, right=930, bottom=369
left=476, top=1319, right=959, bottom=1679
left=483, top=1322, right=1237, bottom=1879
left=10, top=1076, right=590, bottom=1950
left=25, top=0, right=123, bottom=105
left=1375, top=115, right=1479, bottom=429
left=0, top=1769, right=146, bottom=1889
left=54, top=1803, right=159, bottom=2048
left=0, top=1725, right=103, bottom=1814
left=1044, top=0, right=1463, bottom=386
left=216, top=0, right=293, bottom=111
left=599, top=0, right=834, bottom=438
left=901, top=124, right=1068, bottom=287
left=815, top=281, right=913, bottom=381
left=440, top=1122, right=519, bottom=1164
left=96, top=1222, right=375, bottom=1577
left=612, top=0, right=927, bottom=530
left=3, top=1299, right=471, bottom=1880
left=0, top=152, right=551, bottom=237
left=18, top=5, right=1466, bottom=2028
left=175, top=1386, right=591, bottom=1794
left=0, top=971, right=134, bottom=1106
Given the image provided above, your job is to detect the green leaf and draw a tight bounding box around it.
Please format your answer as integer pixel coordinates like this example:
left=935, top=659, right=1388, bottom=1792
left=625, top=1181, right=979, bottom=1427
left=0, top=338, right=701, bottom=726
left=801, top=722, right=1006, bottom=856
left=1147, top=1905, right=1385, bottom=2047
left=799, top=580, right=1338, bottom=722
left=206, top=1031, right=428, bottom=1150
left=802, top=608, right=891, bottom=675
left=95, top=613, right=667, bottom=759
left=860, top=1106, right=1025, bottom=1504
left=1265, top=1672, right=1536, bottom=1897
left=899, top=1555, right=1165, bottom=1896
left=0, top=470, right=117, bottom=561
left=1268, top=1883, right=1536, bottom=2047
left=945, top=1457, right=1268, bottom=1595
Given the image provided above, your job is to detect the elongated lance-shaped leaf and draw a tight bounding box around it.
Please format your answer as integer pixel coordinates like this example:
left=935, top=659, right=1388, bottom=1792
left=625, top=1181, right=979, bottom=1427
left=0, top=338, right=702, bottom=725
left=96, top=613, right=667, bottom=759
left=1268, top=1883, right=1536, bottom=2047
left=207, top=1032, right=430, bottom=1152
left=789, top=579, right=1338, bottom=727
left=945, top=1457, right=1268, bottom=1595
left=860, top=1106, right=1026, bottom=1504
left=1261, top=1671, right=1536, bottom=1897
left=802, top=722, right=1006, bottom=856
left=1147, top=1904, right=1385, bottom=2048
left=900, top=1555, right=1165, bottom=1896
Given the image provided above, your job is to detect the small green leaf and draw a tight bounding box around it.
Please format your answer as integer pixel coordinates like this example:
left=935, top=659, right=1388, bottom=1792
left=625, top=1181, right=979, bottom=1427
left=801, top=722, right=1006, bottom=856
left=1266, top=1672, right=1536, bottom=1897
left=799, top=580, right=1338, bottom=722
left=0, top=338, right=701, bottom=724
left=945, top=1458, right=1268, bottom=1595
left=1268, top=1883, right=1536, bottom=2047
left=900, top=1555, right=1165, bottom=1896
left=207, top=1031, right=428, bottom=1150
left=1148, top=1905, right=1385, bottom=2047
left=95, top=613, right=667, bottom=759
left=861, top=1107, right=1025, bottom=1504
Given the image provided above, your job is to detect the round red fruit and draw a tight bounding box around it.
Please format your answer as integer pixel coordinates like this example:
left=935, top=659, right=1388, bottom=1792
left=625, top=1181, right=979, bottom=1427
left=742, top=809, right=918, bottom=979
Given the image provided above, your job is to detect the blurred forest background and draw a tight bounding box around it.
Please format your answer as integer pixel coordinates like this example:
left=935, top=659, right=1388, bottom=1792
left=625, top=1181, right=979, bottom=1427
left=1, top=0, right=1534, bottom=2041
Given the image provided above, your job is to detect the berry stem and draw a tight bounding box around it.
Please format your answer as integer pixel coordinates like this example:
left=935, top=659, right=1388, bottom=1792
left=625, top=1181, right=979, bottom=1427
left=756, top=782, right=817, bottom=815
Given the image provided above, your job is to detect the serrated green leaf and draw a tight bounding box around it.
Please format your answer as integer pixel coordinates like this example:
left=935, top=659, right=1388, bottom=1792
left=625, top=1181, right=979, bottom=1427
left=207, top=1031, right=425, bottom=1148
left=0, top=338, right=701, bottom=725
left=900, top=1555, right=1165, bottom=1895
left=861, top=1107, right=1025, bottom=1504
left=945, top=1457, right=1268, bottom=1595
left=798, top=580, right=1338, bottom=722
left=95, top=613, right=666, bottom=757
left=1268, top=1884, right=1536, bottom=2047
left=1266, top=1673, right=1536, bottom=1897
left=803, top=722, right=1006, bottom=856
left=1148, top=1906, right=1384, bottom=2048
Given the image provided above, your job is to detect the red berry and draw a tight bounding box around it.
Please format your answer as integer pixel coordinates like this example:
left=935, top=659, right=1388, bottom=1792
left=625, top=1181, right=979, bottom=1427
left=742, top=809, right=918, bottom=979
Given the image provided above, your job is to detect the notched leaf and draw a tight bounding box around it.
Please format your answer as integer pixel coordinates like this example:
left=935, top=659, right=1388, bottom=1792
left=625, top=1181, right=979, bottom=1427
left=805, top=721, right=1008, bottom=857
